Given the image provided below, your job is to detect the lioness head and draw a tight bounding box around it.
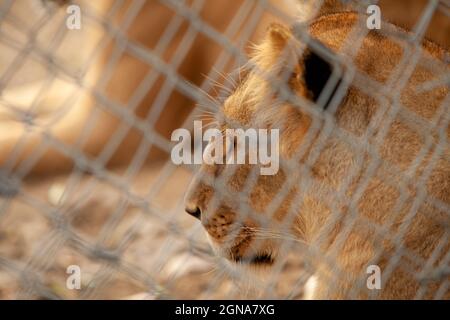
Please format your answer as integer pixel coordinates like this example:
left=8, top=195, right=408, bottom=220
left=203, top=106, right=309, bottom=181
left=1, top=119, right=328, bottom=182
left=184, top=12, right=449, bottom=296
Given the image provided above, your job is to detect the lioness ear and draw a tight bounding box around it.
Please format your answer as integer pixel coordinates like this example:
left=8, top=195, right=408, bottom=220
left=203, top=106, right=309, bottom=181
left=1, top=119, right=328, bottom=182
left=267, top=23, right=291, bottom=51
left=300, top=48, right=342, bottom=109
left=265, top=24, right=343, bottom=109
left=303, top=50, right=333, bottom=102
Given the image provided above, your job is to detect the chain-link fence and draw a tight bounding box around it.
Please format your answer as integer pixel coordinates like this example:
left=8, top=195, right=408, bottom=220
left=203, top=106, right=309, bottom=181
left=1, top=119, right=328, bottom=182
left=0, top=0, right=448, bottom=299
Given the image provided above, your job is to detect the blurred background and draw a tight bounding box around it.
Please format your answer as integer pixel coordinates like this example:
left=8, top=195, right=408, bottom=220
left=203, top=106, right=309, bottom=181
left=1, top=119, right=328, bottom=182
left=0, top=0, right=448, bottom=299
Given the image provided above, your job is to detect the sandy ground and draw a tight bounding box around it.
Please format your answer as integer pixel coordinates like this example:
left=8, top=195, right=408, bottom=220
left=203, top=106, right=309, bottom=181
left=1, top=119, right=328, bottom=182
left=0, top=161, right=306, bottom=299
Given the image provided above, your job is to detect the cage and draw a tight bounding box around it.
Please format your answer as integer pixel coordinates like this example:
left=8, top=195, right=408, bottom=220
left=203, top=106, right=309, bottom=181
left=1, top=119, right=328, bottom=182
left=0, top=0, right=449, bottom=299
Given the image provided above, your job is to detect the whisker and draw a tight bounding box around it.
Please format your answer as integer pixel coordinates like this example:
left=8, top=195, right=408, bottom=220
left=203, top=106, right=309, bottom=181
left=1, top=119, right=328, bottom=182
left=212, top=68, right=237, bottom=88
left=196, top=85, right=221, bottom=107
left=203, top=74, right=234, bottom=94
left=197, top=107, right=218, bottom=116
left=196, top=103, right=219, bottom=113
left=193, top=114, right=216, bottom=121
left=246, top=227, right=307, bottom=245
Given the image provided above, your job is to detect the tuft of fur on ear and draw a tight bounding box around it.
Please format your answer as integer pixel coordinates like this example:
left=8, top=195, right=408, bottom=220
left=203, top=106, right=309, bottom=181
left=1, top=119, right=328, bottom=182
left=267, top=23, right=292, bottom=51
left=252, top=23, right=299, bottom=75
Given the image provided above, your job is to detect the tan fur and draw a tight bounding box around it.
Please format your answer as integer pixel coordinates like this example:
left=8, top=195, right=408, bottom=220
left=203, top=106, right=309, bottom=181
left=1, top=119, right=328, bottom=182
left=317, top=0, right=450, bottom=49
left=185, top=12, right=449, bottom=299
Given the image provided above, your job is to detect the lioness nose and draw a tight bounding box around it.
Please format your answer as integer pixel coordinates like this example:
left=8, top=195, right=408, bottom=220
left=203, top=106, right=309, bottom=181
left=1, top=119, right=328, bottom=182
left=185, top=205, right=201, bottom=220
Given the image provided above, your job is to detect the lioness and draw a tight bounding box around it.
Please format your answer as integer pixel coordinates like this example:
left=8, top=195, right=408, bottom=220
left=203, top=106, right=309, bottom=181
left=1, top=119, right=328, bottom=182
left=184, top=12, right=449, bottom=299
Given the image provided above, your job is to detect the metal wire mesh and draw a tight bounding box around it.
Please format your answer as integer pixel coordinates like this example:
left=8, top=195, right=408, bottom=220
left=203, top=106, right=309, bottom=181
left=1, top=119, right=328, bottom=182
left=0, top=0, right=448, bottom=299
